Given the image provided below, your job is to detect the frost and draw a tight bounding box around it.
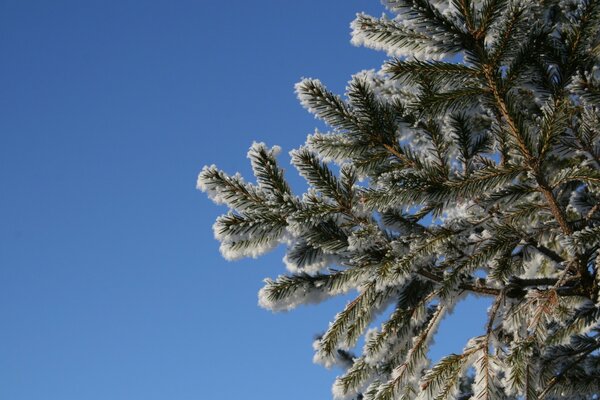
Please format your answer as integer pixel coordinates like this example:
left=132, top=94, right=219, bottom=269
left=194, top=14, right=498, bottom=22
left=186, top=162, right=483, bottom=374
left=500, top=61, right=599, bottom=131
left=520, top=251, right=557, bottom=279
left=568, top=188, right=593, bottom=216
left=200, top=1, right=600, bottom=397
left=470, top=340, right=504, bottom=398
left=306, top=130, right=354, bottom=164
left=438, top=200, right=483, bottom=224
left=197, top=165, right=263, bottom=212
left=347, top=228, right=383, bottom=252
left=258, top=277, right=332, bottom=312
left=295, top=78, right=327, bottom=117
left=218, top=236, right=280, bottom=261
left=350, top=13, right=449, bottom=60
left=312, top=338, right=338, bottom=369
left=283, top=252, right=334, bottom=274
left=246, top=141, right=281, bottom=160
left=196, top=165, right=224, bottom=203
left=332, top=379, right=353, bottom=400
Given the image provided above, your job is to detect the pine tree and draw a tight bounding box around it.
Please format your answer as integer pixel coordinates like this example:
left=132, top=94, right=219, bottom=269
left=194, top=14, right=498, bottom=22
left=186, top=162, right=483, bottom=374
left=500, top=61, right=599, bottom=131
left=198, top=0, right=600, bottom=398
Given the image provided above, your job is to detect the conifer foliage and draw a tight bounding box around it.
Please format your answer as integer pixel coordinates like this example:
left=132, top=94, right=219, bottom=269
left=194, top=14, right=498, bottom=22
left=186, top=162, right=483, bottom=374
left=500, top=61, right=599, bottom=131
left=198, top=0, right=600, bottom=398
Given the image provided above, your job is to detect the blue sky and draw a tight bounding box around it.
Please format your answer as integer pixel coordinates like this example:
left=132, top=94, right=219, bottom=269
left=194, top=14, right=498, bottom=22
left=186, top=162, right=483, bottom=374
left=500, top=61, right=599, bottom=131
left=0, top=1, right=490, bottom=399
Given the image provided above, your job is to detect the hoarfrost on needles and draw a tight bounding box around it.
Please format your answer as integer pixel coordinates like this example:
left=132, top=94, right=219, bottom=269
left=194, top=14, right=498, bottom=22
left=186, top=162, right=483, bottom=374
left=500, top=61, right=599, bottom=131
left=200, top=0, right=600, bottom=397
left=258, top=277, right=332, bottom=312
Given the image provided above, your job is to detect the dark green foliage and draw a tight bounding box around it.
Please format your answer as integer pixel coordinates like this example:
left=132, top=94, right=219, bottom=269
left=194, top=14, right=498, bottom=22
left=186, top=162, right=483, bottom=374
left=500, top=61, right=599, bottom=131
left=199, top=0, right=600, bottom=398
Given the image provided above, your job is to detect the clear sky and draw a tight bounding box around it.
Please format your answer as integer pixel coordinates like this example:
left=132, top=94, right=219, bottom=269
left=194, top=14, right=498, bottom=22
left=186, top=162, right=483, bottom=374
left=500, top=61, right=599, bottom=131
left=0, top=1, right=490, bottom=399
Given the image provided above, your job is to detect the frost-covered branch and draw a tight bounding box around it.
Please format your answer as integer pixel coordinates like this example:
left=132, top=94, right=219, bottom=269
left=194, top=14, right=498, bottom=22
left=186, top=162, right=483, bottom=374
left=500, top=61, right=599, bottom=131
left=199, top=0, right=600, bottom=398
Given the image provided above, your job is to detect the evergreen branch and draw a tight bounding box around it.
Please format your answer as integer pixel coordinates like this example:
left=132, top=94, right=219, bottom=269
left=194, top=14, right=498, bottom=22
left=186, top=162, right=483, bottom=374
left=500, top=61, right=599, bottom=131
left=260, top=273, right=323, bottom=305
left=307, top=131, right=370, bottom=163
left=317, top=281, right=378, bottom=359
left=469, top=333, right=505, bottom=400
left=419, top=352, right=473, bottom=400
left=473, top=349, right=503, bottom=400
left=364, top=164, right=524, bottom=209
left=526, top=289, right=560, bottom=336
left=536, top=99, right=568, bottom=160
left=566, top=226, right=600, bottom=254
left=536, top=177, right=573, bottom=235
left=524, top=362, right=538, bottom=400
left=385, top=0, right=469, bottom=49
left=440, top=225, right=521, bottom=297
left=550, top=166, right=600, bottom=188
left=483, top=72, right=535, bottom=161
left=386, top=228, right=455, bottom=283
left=286, top=240, right=325, bottom=270
left=417, top=267, right=501, bottom=296
left=417, top=86, right=485, bottom=115
left=452, top=0, right=476, bottom=35
left=351, top=13, right=449, bottom=56
left=538, top=335, right=600, bottom=399
left=487, top=4, right=526, bottom=68
left=577, top=108, right=600, bottom=158
left=478, top=0, right=508, bottom=34
left=438, top=164, right=525, bottom=202
left=448, top=113, right=492, bottom=176
left=333, top=357, right=375, bottom=398
left=384, top=59, right=482, bottom=85
left=502, top=24, right=548, bottom=89
left=380, top=209, right=428, bottom=234
left=374, top=305, right=446, bottom=400
left=562, top=0, right=600, bottom=68
left=214, top=212, right=287, bottom=241
left=339, top=165, right=357, bottom=203
left=483, top=183, right=535, bottom=204
left=506, top=338, right=536, bottom=397
left=363, top=283, right=434, bottom=361
left=353, top=149, right=399, bottom=177
left=361, top=181, right=426, bottom=210
left=489, top=250, right=523, bottom=283
left=291, top=148, right=348, bottom=207
left=450, top=113, right=475, bottom=176
left=343, top=286, right=395, bottom=350
left=259, top=268, right=374, bottom=311
left=502, top=203, right=548, bottom=225
left=247, top=142, right=292, bottom=199
left=295, top=79, right=360, bottom=132
left=483, top=62, right=574, bottom=235
left=304, top=220, right=349, bottom=253
left=200, top=1, right=600, bottom=396
left=198, top=166, right=268, bottom=212
left=290, top=196, right=346, bottom=224
left=571, top=73, right=600, bottom=105
left=347, top=77, right=402, bottom=146
left=381, top=143, right=423, bottom=169
left=546, top=304, right=600, bottom=345
left=219, top=230, right=284, bottom=261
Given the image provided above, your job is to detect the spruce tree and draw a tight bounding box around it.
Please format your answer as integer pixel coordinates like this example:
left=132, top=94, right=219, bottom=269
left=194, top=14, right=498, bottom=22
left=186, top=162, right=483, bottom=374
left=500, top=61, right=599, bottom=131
left=198, top=0, right=600, bottom=398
